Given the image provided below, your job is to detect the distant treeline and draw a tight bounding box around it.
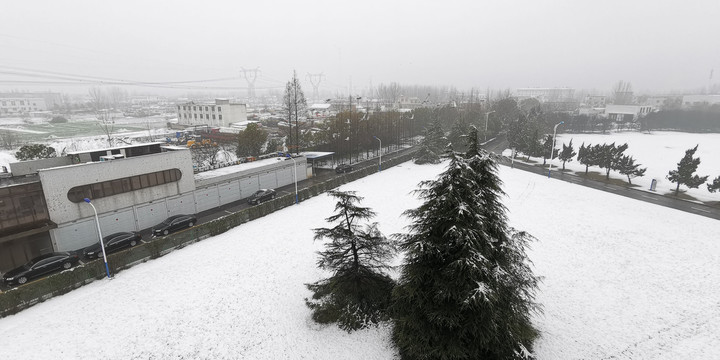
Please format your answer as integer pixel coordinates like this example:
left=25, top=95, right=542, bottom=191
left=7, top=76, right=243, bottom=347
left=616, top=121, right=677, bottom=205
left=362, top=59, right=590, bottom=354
left=551, top=105, right=720, bottom=134
left=641, top=105, right=720, bottom=132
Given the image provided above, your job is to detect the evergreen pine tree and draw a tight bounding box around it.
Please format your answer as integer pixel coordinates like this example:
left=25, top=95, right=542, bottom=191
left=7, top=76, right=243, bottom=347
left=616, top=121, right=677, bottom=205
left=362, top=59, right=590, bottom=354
left=617, top=155, right=647, bottom=184
left=707, top=176, right=720, bottom=193
left=448, top=118, right=469, bottom=153
left=306, top=190, right=397, bottom=331
left=667, top=145, right=709, bottom=196
left=392, top=149, right=540, bottom=359
left=558, top=140, right=576, bottom=170
left=414, top=124, right=446, bottom=165
left=595, top=143, right=628, bottom=179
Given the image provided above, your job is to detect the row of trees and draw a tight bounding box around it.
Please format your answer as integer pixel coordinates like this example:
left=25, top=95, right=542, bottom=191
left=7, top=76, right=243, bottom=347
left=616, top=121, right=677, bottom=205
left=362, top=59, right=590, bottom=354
left=576, top=142, right=646, bottom=183
left=306, top=129, right=540, bottom=358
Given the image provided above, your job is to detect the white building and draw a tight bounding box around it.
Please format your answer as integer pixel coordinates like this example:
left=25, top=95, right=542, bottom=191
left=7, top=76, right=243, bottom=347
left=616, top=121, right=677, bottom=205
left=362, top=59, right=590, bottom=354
left=605, top=104, right=654, bottom=122
left=0, top=97, right=47, bottom=115
left=515, top=88, right=575, bottom=102
left=176, top=99, right=247, bottom=127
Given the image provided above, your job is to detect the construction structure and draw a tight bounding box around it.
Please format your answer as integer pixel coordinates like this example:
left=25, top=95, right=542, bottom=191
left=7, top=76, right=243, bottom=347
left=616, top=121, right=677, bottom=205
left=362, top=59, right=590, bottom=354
left=306, top=73, right=324, bottom=101
left=240, top=67, right=260, bottom=101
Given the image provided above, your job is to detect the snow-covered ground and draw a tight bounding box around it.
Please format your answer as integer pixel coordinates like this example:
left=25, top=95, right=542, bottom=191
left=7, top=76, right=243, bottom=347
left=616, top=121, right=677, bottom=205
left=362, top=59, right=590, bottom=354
left=1, top=159, right=718, bottom=359
left=549, top=131, right=720, bottom=202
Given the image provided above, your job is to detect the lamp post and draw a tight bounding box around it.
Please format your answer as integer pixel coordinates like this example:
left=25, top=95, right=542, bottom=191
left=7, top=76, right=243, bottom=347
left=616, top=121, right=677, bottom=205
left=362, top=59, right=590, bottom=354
left=373, top=136, right=381, bottom=171
left=547, top=121, right=564, bottom=178
left=285, top=153, right=299, bottom=204
left=83, top=198, right=111, bottom=279
left=484, top=110, right=496, bottom=142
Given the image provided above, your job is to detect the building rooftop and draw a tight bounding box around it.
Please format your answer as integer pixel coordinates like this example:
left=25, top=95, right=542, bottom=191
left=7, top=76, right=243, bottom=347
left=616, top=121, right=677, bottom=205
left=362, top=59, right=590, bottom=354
left=65, top=142, right=166, bottom=155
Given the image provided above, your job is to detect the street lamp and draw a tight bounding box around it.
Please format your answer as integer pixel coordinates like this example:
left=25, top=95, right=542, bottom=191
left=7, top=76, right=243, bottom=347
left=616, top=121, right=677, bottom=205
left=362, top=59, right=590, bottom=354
left=285, top=153, right=299, bottom=204
left=484, top=110, right=496, bottom=142
left=547, top=121, right=564, bottom=178
left=83, top=198, right=111, bottom=279
left=373, top=136, right=381, bottom=171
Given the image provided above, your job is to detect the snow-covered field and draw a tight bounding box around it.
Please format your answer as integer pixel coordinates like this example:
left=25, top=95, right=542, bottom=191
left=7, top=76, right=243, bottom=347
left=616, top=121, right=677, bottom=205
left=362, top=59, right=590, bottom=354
left=1, top=159, right=719, bottom=359
left=551, top=131, right=720, bottom=202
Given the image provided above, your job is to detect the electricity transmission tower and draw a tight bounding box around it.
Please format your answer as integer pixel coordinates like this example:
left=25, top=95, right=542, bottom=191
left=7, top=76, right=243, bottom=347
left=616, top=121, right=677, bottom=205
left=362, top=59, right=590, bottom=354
left=306, top=72, right=324, bottom=101
left=240, top=67, right=260, bottom=100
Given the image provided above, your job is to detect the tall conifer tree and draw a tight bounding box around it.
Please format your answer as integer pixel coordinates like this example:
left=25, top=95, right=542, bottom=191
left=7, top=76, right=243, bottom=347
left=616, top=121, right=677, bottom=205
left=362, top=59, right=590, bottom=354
left=392, top=137, right=540, bottom=359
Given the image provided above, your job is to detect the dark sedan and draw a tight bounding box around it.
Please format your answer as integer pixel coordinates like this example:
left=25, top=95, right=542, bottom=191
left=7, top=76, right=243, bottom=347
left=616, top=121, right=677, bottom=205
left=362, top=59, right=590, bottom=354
left=2, top=252, right=80, bottom=286
left=82, top=232, right=142, bottom=259
left=335, top=164, right=353, bottom=173
left=247, top=189, right=276, bottom=205
left=152, top=214, right=196, bottom=237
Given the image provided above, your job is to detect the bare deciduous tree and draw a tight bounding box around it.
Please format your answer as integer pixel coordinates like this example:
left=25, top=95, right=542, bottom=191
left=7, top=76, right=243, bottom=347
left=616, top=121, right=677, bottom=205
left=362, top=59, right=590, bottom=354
left=612, top=81, right=634, bottom=105
left=282, top=70, right=307, bottom=155
left=88, top=86, right=106, bottom=110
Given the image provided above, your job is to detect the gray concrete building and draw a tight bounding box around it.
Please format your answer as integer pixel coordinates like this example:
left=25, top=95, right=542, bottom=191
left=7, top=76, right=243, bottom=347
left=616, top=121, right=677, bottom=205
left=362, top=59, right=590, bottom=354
left=1, top=142, right=306, bottom=271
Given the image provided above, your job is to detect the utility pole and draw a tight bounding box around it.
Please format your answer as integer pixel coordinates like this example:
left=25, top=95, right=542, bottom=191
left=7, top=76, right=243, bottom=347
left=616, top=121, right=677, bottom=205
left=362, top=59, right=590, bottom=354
left=306, top=73, right=324, bottom=101
left=240, top=67, right=260, bottom=101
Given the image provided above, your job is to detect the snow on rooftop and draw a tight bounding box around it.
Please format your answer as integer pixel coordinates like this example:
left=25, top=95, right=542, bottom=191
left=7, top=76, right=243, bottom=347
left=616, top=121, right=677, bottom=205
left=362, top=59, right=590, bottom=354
left=193, top=156, right=297, bottom=180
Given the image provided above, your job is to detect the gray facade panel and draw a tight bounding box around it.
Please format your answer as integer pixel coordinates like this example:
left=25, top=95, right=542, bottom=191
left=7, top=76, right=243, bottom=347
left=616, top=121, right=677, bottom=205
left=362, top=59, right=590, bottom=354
left=136, top=201, right=169, bottom=230
left=194, top=187, right=220, bottom=212
left=239, top=176, right=259, bottom=198
left=53, top=218, right=96, bottom=251
left=218, top=180, right=241, bottom=205
left=166, top=193, right=196, bottom=216
left=259, top=172, right=276, bottom=189
left=98, top=208, right=136, bottom=235
left=276, top=167, right=293, bottom=187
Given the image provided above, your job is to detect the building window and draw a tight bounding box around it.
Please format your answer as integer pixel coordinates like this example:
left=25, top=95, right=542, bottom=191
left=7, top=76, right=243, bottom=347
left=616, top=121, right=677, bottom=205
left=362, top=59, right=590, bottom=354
left=193, top=106, right=196, bottom=111
left=217, top=106, right=222, bottom=112
left=219, top=115, right=223, bottom=120
left=206, top=114, right=209, bottom=119
left=67, top=169, right=183, bottom=203
left=177, top=106, right=181, bottom=110
left=212, top=115, right=216, bottom=120
left=194, top=114, right=197, bottom=119
left=205, top=106, right=209, bottom=111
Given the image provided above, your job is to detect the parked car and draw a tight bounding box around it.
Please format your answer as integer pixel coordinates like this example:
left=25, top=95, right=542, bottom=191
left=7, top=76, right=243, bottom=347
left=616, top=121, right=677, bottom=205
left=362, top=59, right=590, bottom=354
left=2, top=252, right=80, bottom=286
left=335, top=164, right=353, bottom=173
left=152, top=214, right=196, bottom=237
left=247, top=189, right=276, bottom=205
left=82, top=232, right=142, bottom=259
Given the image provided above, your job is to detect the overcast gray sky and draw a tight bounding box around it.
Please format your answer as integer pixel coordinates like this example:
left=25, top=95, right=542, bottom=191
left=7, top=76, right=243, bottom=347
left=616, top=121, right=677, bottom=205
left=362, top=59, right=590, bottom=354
left=1, top=0, right=718, bottom=95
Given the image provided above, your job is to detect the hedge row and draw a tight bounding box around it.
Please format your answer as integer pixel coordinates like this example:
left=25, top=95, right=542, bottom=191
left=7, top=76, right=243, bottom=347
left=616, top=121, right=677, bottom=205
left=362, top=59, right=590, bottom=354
left=0, top=148, right=418, bottom=318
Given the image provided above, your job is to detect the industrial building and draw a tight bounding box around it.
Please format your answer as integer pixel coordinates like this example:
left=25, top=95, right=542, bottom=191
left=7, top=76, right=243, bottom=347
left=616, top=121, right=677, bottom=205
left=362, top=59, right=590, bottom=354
left=0, top=143, right=306, bottom=271
left=176, top=98, right=248, bottom=127
left=0, top=97, right=47, bottom=115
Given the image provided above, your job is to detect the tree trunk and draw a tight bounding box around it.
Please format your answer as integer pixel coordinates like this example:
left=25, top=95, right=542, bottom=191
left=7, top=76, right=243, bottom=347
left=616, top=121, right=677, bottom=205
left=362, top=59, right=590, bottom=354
left=675, top=182, right=680, bottom=196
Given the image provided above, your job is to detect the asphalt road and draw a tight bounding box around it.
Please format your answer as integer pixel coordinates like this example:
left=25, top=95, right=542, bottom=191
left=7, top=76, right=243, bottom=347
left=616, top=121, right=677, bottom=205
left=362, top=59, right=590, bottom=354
left=482, top=136, right=720, bottom=221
